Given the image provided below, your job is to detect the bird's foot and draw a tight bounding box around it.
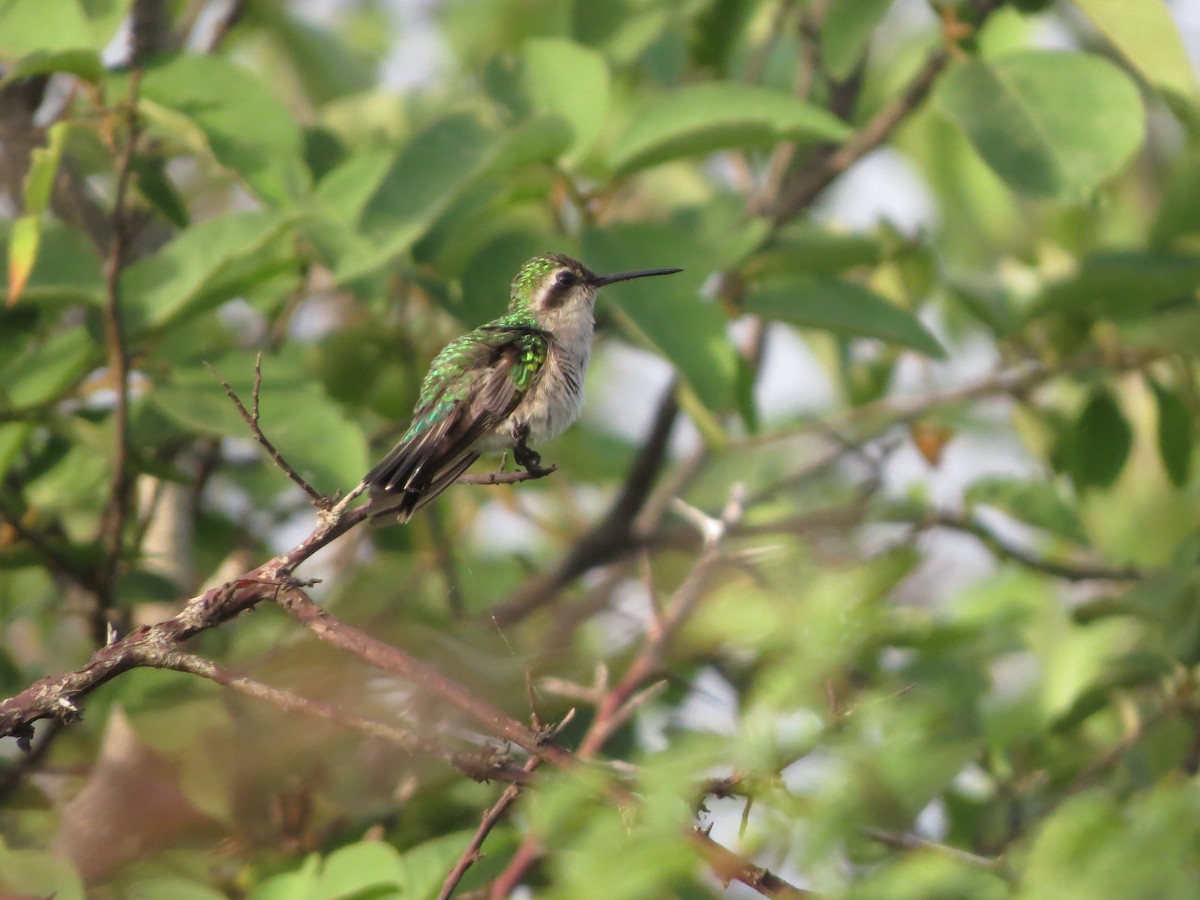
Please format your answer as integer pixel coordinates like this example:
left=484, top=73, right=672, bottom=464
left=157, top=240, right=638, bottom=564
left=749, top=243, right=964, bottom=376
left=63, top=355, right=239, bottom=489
left=513, top=437, right=552, bottom=477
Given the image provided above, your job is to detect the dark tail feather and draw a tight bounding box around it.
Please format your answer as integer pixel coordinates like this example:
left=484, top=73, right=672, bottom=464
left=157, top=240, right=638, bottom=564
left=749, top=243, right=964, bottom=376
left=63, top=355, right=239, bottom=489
left=366, top=450, right=480, bottom=525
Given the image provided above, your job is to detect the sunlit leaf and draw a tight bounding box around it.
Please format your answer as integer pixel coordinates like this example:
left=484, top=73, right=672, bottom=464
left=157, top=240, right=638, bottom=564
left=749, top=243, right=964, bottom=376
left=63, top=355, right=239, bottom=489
left=1073, top=0, right=1196, bottom=104
left=936, top=51, right=1144, bottom=198
left=743, top=277, right=946, bottom=357
left=138, top=55, right=311, bottom=206
left=608, top=83, right=852, bottom=175
left=121, top=210, right=298, bottom=331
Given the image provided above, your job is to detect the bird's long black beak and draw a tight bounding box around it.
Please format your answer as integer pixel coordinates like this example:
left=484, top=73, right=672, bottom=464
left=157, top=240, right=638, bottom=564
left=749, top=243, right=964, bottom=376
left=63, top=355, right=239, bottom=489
left=589, top=267, right=683, bottom=287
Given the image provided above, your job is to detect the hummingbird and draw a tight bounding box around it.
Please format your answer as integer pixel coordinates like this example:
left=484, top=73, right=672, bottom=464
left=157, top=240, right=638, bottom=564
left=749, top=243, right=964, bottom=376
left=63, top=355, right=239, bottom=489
left=363, top=253, right=682, bottom=522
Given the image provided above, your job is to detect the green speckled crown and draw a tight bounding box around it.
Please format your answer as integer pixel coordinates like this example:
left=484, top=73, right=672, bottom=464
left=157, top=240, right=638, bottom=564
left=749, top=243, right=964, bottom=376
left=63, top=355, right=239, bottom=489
left=509, top=253, right=589, bottom=310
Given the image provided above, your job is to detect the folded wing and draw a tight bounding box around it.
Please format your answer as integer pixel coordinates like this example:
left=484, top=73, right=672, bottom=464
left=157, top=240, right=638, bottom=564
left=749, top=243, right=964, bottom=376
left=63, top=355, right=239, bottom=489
left=364, top=325, right=549, bottom=522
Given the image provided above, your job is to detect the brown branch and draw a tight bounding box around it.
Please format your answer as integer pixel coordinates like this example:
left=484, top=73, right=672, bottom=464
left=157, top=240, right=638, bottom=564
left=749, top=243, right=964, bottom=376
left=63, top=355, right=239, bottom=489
left=437, top=757, right=542, bottom=900
left=488, top=488, right=745, bottom=894
left=155, top=651, right=529, bottom=785
left=691, top=830, right=816, bottom=898
left=205, top=354, right=332, bottom=509
left=769, top=0, right=1006, bottom=228
left=274, top=587, right=575, bottom=766
left=0, top=503, right=368, bottom=748
left=693, top=830, right=815, bottom=898
left=94, top=68, right=143, bottom=641
left=914, top=511, right=1148, bottom=583
left=862, top=827, right=1008, bottom=876
left=457, top=466, right=557, bottom=486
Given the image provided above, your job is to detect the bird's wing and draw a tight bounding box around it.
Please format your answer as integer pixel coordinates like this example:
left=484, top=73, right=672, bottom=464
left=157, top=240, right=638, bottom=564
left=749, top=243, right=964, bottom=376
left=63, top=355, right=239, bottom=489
left=364, top=324, right=550, bottom=521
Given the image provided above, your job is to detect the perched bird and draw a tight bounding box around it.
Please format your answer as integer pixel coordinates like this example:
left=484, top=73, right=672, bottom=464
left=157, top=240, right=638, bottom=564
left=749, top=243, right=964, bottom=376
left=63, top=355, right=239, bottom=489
left=363, top=253, right=682, bottom=522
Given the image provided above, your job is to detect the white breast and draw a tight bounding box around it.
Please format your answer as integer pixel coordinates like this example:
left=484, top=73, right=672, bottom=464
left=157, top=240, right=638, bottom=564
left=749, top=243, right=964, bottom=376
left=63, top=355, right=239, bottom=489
left=484, top=307, right=594, bottom=452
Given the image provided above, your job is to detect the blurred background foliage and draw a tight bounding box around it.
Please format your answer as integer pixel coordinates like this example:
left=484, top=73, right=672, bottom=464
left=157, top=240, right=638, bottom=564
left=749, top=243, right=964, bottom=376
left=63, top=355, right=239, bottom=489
left=2, top=0, right=1200, bottom=897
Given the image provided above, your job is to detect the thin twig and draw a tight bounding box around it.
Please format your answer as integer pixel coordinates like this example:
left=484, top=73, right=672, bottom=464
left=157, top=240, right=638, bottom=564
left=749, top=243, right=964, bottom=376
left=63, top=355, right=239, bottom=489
left=915, top=511, right=1147, bottom=583
left=490, top=385, right=679, bottom=626
left=862, top=827, right=1009, bottom=876
left=274, top=586, right=576, bottom=767
left=94, top=68, right=143, bottom=641
left=154, top=651, right=529, bottom=785
left=0, top=503, right=369, bottom=745
left=458, top=466, right=557, bottom=486
left=205, top=354, right=331, bottom=509
left=488, top=487, right=746, bottom=894
left=438, top=757, right=542, bottom=900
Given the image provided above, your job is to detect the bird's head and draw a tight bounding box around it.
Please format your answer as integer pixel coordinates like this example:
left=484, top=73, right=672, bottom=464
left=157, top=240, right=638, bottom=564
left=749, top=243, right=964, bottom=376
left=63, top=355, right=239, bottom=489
left=508, top=253, right=682, bottom=328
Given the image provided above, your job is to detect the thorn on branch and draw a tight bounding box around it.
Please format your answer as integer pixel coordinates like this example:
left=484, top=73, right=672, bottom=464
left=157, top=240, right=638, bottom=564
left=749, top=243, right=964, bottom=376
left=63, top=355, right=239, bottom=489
left=204, top=355, right=332, bottom=510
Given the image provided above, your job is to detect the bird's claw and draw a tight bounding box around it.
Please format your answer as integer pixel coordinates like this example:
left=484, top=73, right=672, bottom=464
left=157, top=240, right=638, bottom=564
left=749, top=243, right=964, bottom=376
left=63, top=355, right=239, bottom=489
left=513, top=438, right=551, bottom=477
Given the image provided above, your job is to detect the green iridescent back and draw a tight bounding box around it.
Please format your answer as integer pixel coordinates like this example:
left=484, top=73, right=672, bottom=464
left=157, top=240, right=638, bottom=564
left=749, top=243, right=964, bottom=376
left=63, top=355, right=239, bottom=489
left=403, top=308, right=548, bottom=441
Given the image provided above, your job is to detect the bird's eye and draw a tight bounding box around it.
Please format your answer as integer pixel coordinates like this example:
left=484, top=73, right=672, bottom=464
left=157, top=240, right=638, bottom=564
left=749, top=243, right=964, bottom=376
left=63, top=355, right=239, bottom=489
left=555, top=271, right=576, bottom=288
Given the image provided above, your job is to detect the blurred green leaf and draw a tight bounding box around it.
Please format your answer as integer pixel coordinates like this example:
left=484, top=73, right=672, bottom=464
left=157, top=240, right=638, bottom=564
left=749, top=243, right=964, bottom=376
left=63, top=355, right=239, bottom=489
left=150, top=350, right=368, bottom=490
left=821, top=0, right=892, bottom=80
left=1073, top=0, right=1196, bottom=104
left=487, top=37, right=611, bottom=160
left=6, top=121, right=68, bottom=305
left=743, top=277, right=946, bottom=357
left=255, top=6, right=377, bottom=106
left=122, top=210, right=297, bottom=331
left=1149, top=378, right=1192, bottom=487
left=0, top=221, right=103, bottom=308
left=1, top=324, right=92, bottom=409
left=1152, top=151, right=1200, bottom=248
left=139, top=55, right=311, bottom=206
left=0, top=836, right=84, bottom=900
left=965, top=476, right=1089, bottom=544
left=317, top=841, right=405, bottom=896
left=0, top=47, right=102, bottom=87
left=0, top=0, right=93, bottom=55
left=1030, top=253, right=1200, bottom=320
left=608, top=82, right=852, bottom=175
left=936, top=51, right=1144, bottom=198
left=1020, top=786, right=1200, bottom=900
left=334, top=114, right=557, bottom=281
left=584, top=223, right=738, bottom=427
left=1065, top=389, right=1133, bottom=490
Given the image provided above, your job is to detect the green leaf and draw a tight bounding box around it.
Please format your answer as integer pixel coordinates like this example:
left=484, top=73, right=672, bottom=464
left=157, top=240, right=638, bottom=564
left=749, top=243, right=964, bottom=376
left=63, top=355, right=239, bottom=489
left=7, top=121, right=68, bottom=305
left=335, top=114, right=563, bottom=282
left=0, top=836, right=84, bottom=900
left=0, top=221, right=103, bottom=308
left=6, top=215, right=38, bottom=306
left=965, top=477, right=1089, bottom=544
left=150, top=351, right=368, bottom=491
left=121, top=210, right=297, bottom=331
left=1072, top=0, right=1196, bottom=104
left=1031, top=253, right=1200, bottom=320
left=1149, top=378, right=1192, bottom=487
left=1, top=325, right=93, bottom=409
left=316, top=841, right=405, bottom=896
left=138, top=56, right=310, bottom=206
left=608, top=83, right=852, bottom=175
left=821, top=0, right=892, bottom=80
left=936, top=51, right=1144, bottom=198
left=1065, top=389, right=1133, bottom=490
left=487, top=37, right=611, bottom=160
left=743, top=277, right=946, bottom=357
left=583, top=223, right=738, bottom=432
left=0, top=0, right=91, bottom=55
left=0, top=48, right=103, bottom=88
left=1151, top=151, right=1200, bottom=247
